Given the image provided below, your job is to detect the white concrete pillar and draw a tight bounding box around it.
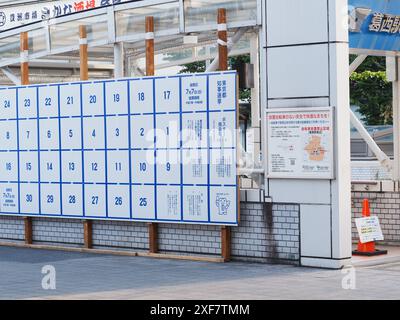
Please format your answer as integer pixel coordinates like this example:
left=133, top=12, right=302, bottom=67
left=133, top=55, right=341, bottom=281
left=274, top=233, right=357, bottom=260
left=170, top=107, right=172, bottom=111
left=114, top=42, right=124, bottom=78
left=262, top=0, right=352, bottom=268
left=391, top=57, right=400, bottom=181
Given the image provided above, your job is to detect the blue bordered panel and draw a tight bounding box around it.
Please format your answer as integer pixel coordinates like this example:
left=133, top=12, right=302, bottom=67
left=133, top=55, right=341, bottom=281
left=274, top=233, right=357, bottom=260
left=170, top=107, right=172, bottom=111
left=0, top=71, right=238, bottom=226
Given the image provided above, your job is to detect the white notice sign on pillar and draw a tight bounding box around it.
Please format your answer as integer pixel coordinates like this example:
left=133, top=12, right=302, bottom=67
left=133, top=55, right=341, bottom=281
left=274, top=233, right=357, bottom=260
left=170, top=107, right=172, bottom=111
left=266, top=107, right=334, bottom=179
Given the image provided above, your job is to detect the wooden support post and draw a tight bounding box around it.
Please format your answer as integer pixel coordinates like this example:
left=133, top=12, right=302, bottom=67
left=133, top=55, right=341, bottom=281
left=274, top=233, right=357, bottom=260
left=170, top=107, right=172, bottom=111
left=79, top=25, right=93, bottom=248
left=145, top=16, right=158, bottom=254
left=79, top=25, right=89, bottom=81
left=148, top=223, right=158, bottom=254
left=145, top=16, right=155, bottom=77
left=20, top=32, right=29, bottom=85
left=21, top=32, right=33, bottom=245
left=83, top=220, right=93, bottom=249
left=217, top=8, right=232, bottom=262
left=24, top=217, right=33, bottom=245
left=221, top=226, right=231, bottom=262
left=217, top=8, right=228, bottom=71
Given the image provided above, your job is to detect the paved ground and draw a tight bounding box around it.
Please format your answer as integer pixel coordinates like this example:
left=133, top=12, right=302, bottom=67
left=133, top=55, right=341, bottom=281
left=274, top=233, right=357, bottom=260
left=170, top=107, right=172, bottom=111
left=0, top=246, right=400, bottom=300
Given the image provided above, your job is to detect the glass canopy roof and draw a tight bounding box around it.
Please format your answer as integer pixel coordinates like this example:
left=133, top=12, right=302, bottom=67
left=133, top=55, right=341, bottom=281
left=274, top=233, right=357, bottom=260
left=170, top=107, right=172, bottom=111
left=0, top=0, right=261, bottom=78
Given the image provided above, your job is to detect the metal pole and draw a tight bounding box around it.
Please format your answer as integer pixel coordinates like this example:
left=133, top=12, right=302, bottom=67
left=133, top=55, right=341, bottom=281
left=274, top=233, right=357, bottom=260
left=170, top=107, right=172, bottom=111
left=114, top=42, right=124, bottom=78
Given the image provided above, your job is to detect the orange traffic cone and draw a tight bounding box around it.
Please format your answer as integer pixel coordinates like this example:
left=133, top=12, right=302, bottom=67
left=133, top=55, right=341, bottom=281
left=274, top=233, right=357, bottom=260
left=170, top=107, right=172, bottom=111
left=352, top=199, right=387, bottom=256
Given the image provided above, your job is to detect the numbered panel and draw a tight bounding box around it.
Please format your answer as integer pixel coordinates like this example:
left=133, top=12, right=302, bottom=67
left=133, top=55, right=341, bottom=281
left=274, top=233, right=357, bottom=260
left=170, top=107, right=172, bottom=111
left=131, top=185, right=155, bottom=220
left=107, top=150, right=130, bottom=184
left=83, top=117, right=105, bottom=149
left=40, top=151, right=60, bottom=182
left=40, top=183, right=61, bottom=215
left=155, top=77, right=180, bottom=113
left=61, top=151, right=82, bottom=183
left=0, top=121, right=17, bottom=150
left=20, top=183, right=39, bottom=214
left=0, top=89, right=17, bottom=119
left=0, top=152, right=18, bottom=181
left=60, top=84, right=81, bottom=117
left=105, top=81, right=128, bottom=115
left=131, top=150, right=155, bottom=184
left=39, top=119, right=60, bottom=150
left=19, top=152, right=39, bottom=182
left=106, top=116, right=129, bottom=149
left=130, top=114, right=154, bottom=149
left=62, top=184, right=83, bottom=216
left=61, top=118, right=82, bottom=149
left=130, top=79, right=154, bottom=114
left=84, top=151, right=105, bottom=183
left=156, top=149, right=180, bottom=184
left=155, top=114, right=180, bottom=149
left=84, top=184, right=106, bottom=217
left=82, top=82, right=104, bottom=116
left=19, top=120, right=38, bottom=150
left=18, top=87, right=37, bottom=119
left=38, top=85, right=58, bottom=118
left=108, top=185, right=130, bottom=218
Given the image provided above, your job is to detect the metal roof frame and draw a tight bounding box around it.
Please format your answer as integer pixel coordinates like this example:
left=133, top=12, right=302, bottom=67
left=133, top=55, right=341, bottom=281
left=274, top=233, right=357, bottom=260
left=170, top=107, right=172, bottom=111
left=0, top=0, right=261, bottom=70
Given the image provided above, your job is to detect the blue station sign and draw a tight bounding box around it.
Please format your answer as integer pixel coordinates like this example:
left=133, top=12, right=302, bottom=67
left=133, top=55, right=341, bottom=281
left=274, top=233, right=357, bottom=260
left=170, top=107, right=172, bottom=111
left=349, top=0, right=400, bottom=53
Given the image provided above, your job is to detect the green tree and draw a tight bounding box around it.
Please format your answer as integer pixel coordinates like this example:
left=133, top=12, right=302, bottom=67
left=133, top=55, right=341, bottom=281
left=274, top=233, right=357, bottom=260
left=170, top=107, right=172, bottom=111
left=350, top=71, right=392, bottom=125
left=349, top=55, right=386, bottom=72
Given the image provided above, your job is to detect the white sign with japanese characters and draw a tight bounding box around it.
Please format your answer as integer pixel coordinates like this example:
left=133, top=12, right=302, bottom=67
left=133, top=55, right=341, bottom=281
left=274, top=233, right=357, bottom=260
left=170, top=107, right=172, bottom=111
left=266, top=107, right=334, bottom=179
left=355, top=216, right=384, bottom=243
left=0, top=0, right=135, bottom=31
left=0, top=71, right=238, bottom=226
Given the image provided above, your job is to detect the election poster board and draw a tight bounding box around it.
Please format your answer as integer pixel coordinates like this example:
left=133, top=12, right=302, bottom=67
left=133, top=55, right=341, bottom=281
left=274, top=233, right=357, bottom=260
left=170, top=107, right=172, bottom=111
left=355, top=216, right=384, bottom=243
left=266, top=107, right=334, bottom=179
left=0, top=71, right=239, bottom=226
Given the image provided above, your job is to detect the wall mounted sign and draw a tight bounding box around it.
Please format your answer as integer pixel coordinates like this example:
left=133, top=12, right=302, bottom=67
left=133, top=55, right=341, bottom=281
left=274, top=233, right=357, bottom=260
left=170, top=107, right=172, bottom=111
left=0, top=0, right=137, bottom=31
left=266, top=107, right=334, bottom=179
left=0, top=71, right=239, bottom=226
left=349, top=0, right=400, bottom=53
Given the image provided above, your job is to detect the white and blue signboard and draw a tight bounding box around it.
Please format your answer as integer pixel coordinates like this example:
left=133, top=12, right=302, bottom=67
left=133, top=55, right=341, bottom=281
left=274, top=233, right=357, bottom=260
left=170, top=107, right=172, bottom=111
left=0, top=71, right=238, bottom=226
left=349, top=0, right=400, bottom=53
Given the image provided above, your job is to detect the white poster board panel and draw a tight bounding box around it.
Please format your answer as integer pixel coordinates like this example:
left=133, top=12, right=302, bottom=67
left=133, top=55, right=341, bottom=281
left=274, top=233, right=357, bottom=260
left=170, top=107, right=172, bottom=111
left=0, top=71, right=238, bottom=226
left=266, top=107, right=334, bottom=179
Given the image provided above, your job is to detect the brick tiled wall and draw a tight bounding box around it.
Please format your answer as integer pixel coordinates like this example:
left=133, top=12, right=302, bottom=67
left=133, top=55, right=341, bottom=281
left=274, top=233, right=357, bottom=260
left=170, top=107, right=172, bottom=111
left=0, top=216, right=24, bottom=241
left=0, top=202, right=301, bottom=264
left=92, top=220, right=148, bottom=250
left=32, top=218, right=83, bottom=245
left=352, top=192, right=400, bottom=244
left=232, top=203, right=300, bottom=263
